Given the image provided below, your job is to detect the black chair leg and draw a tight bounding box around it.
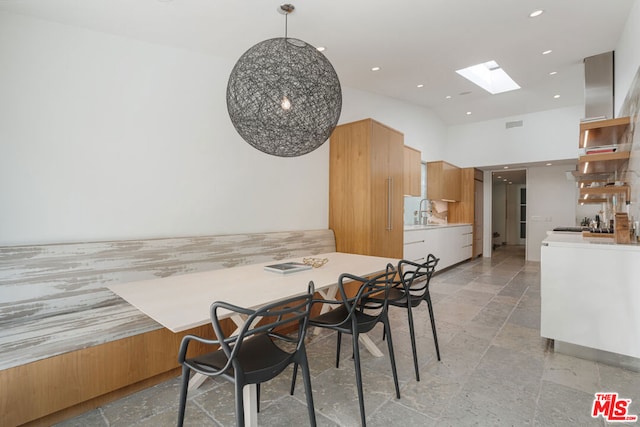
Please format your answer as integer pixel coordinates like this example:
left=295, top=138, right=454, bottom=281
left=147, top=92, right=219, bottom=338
left=425, top=292, right=441, bottom=361
left=352, top=331, right=367, bottom=427
left=257, top=383, right=260, bottom=413
left=177, top=365, right=190, bottom=427
left=383, top=317, right=401, bottom=399
left=406, top=305, right=420, bottom=381
left=290, top=363, right=299, bottom=395
left=234, top=381, right=245, bottom=427
left=335, top=331, right=342, bottom=368
left=299, top=348, right=317, bottom=427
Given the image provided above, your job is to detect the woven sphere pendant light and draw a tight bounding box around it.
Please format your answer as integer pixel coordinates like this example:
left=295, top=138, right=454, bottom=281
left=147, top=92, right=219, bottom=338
left=226, top=4, right=342, bottom=157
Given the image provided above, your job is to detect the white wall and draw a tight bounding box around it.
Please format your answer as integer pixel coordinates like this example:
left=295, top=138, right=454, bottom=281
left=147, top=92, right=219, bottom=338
left=526, top=164, right=578, bottom=262
left=0, top=12, right=446, bottom=245
left=615, top=0, right=640, bottom=116
left=339, top=87, right=446, bottom=162
left=3, top=5, right=638, bottom=248
left=445, top=106, right=582, bottom=168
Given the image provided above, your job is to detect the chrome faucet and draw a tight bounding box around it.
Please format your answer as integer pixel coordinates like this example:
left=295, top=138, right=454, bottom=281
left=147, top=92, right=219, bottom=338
left=418, top=199, right=430, bottom=225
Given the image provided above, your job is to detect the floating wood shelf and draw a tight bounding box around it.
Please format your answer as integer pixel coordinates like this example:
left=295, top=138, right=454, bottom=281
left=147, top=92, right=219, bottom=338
left=579, top=116, right=631, bottom=149
left=579, top=198, right=608, bottom=204
left=577, top=151, right=630, bottom=174
left=579, top=185, right=630, bottom=196
left=582, top=231, right=615, bottom=238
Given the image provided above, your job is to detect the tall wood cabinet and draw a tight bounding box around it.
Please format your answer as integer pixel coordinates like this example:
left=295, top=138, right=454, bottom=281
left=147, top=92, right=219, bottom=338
left=449, top=168, right=483, bottom=257
left=329, top=119, right=404, bottom=258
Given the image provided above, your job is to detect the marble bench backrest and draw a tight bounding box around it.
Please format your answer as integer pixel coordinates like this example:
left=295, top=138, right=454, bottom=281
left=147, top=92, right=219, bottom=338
left=0, top=230, right=335, bottom=369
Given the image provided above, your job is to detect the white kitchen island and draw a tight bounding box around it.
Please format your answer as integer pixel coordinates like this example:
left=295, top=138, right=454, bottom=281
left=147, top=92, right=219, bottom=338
left=541, top=232, right=640, bottom=368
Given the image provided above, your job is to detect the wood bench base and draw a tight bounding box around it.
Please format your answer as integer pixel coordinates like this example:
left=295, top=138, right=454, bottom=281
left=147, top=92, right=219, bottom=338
left=0, top=322, right=229, bottom=427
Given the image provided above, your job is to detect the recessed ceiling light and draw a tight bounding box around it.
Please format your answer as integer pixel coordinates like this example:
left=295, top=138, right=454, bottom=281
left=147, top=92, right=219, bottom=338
left=503, top=179, right=508, bottom=181
left=554, top=94, right=560, bottom=99
left=549, top=71, right=558, bottom=75
left=546, top=163, right=552, bottom=166
left=509, top=182, right=513, bottom=184
left=466, top=111, right=472, bottom=115
left=542, top=50, right=552, bottom=55
left=417, top=84, right=424, bottom=88
left=529, top=9, right=544, bottom=18
left=371, top=66, right=380, bottom=71
left=445, top=95, right=452, bottom=99
left=316, top=46, right=326, bottom=52
left=456, top=60, right=520, bottom=94
left=504, top=166, right=509, bottom=169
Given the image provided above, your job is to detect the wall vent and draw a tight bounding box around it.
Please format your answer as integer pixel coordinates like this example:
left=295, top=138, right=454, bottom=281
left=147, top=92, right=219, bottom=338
left=505, top=120, right=523, bottom=129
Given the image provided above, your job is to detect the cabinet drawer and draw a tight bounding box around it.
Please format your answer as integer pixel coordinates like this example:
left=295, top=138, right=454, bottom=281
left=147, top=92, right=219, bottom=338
left=403, top=239, right=425, bottom=262
left=462, top=231, right=473, bottom=246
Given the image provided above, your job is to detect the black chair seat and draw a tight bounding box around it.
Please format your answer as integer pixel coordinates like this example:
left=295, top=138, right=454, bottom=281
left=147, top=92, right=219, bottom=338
left=186, top=332, right=292, bottom=381
left=310, top=305, right=380, bottom=333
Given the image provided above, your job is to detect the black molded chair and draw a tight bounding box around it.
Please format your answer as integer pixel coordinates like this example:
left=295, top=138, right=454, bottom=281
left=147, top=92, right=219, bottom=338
left=293, top=264, right=400, bottom=427
left=388, top=254, right=440, bottom=381
left=177, top=282, right=316, bottom=427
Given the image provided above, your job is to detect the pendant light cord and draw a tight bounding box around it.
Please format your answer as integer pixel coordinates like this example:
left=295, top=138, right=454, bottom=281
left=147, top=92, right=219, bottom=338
left=285, top=13, right=288, bottom=39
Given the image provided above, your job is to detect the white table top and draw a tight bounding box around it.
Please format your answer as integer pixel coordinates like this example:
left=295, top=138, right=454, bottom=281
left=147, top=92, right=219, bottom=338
left=108, top=252, right=399, bottom=333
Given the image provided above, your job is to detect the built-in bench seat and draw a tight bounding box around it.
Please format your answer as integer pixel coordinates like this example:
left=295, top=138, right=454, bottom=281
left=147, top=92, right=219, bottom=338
left=0, top=229, right=336, bottom=426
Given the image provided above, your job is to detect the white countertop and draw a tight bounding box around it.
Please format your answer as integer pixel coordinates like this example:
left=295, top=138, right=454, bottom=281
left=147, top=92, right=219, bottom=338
left=543, top=231, right=640, bottom=251
left=404, top=223, right=472, bottom=231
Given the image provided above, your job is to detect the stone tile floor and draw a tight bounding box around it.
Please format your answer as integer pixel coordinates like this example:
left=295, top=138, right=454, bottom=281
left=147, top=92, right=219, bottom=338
left=56, top=246, right=640, bottom=426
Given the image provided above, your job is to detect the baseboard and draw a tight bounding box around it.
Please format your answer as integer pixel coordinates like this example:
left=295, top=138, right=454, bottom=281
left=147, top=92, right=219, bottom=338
left=554, top=340, right=640, bottom=372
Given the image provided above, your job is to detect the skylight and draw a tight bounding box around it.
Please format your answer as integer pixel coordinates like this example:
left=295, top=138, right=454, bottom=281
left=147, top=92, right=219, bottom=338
left=455, top=60, right=521, bottom=94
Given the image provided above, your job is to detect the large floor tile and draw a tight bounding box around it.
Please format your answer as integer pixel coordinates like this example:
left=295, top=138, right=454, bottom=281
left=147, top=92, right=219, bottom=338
left=534, top=381, right=603, bottom=427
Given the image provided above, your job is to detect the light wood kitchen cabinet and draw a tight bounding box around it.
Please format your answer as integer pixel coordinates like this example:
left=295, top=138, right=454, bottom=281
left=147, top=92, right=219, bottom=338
left=449, top=168, right=483, bottom=257
left=427, top=161, right=461, bottom=201
left=403, top=146, right=421, bottom=196
left=329, top=118, right=404, bottom=258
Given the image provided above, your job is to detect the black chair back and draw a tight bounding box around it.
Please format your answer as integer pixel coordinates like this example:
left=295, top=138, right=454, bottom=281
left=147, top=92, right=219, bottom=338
left=209, top=283, right=314, bottom=373
left=331, top=263, right=396, bottom=330
left=397, top=254, right=439, bottom=302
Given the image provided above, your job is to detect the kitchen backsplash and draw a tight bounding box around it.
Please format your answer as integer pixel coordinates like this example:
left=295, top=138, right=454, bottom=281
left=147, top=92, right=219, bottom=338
left=404, top=197, right=449, bottom=225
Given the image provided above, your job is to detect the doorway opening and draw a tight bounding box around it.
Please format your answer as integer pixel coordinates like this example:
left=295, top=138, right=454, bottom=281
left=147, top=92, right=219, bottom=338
left=491, top=169, right=527, bottom=259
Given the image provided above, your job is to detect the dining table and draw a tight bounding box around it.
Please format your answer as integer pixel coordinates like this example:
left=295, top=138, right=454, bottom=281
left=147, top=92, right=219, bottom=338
left=108, top=251, right=400, bottom=426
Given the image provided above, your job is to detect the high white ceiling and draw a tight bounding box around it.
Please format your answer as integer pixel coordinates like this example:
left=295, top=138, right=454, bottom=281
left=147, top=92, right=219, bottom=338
left=0, top=0, right=635, bottom=125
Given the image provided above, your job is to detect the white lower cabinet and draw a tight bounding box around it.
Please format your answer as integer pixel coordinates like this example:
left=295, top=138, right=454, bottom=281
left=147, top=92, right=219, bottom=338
left=403, top=225, right=472, bottom=270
